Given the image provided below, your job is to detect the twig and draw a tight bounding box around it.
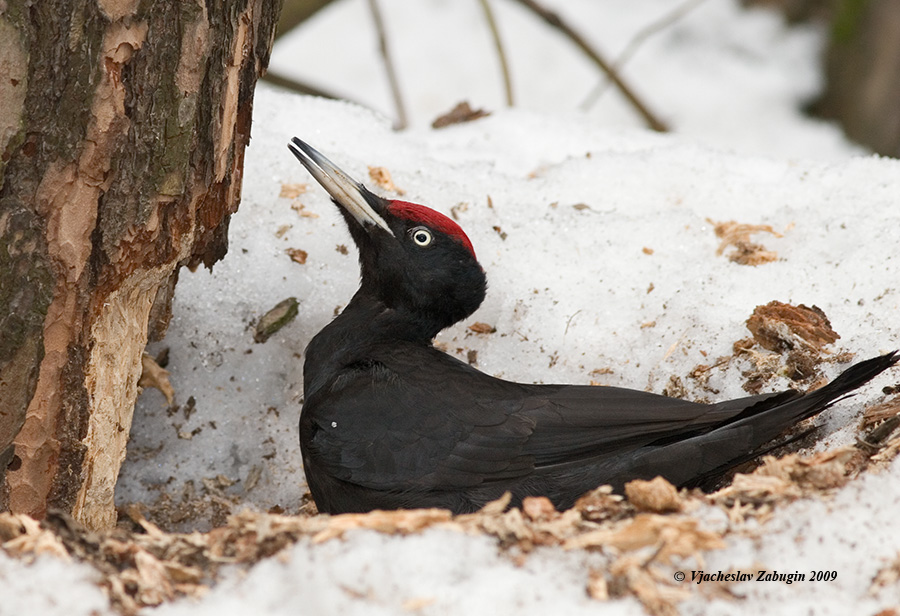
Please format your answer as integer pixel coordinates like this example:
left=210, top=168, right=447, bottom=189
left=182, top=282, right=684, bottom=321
left=510, top=0, right=667, bottom=132
left=367, top=0, right=408, bottom=130
left=581, top=0, right=709, bottom=111
left=275, top=0, right=339, bottom=40
left=478, top=0, right=514, bottom=106
left=262, top=70, right=355, bottom=102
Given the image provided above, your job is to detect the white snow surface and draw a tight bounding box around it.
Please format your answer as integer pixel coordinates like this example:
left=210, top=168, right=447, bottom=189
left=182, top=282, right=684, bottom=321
left=7, top=1, right=900, bottom=614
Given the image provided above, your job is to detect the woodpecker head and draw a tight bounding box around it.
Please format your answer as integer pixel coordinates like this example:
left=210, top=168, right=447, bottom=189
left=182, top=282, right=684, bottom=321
left=288, top=138, right=487, bottom=338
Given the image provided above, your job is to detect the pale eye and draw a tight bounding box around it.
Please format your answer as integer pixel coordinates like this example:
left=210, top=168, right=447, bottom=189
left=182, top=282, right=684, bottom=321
left=410, top=227, right=433, bottom=247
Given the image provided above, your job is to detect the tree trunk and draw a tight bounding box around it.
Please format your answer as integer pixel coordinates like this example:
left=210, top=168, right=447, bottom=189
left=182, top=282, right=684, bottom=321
left=0, top=0, right=282, bottom=530
left=814, top=0, right=900, bottom=156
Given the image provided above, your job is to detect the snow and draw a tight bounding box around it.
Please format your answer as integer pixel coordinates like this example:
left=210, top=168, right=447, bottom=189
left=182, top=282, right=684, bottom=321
left=269, top=0, right=860, bottom=159
left=0, top=551, right=108, bottom=616
left=9, top=0, right=900, bottom=614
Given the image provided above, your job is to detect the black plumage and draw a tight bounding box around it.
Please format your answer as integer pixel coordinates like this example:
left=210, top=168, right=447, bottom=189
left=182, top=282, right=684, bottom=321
left=288, top=137, right=897, bottom=515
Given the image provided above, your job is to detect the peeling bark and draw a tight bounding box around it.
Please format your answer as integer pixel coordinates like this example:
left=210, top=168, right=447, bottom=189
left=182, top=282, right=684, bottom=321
left=0, top=0, right=282, bottom=529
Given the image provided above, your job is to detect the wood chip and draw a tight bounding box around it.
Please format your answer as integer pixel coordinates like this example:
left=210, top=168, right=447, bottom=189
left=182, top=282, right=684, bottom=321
left=708, top=218, right=782, bottom=265
left=746, top=301, right=839, bottom=353
left=431, top=101, right=490, bottom=129
left=625, top=477, right=683, bottom=513
left=311, top=508, right=453, bottom=544
left=587, top=569, right=609, bottom=600
left=563, top=513, right=724, bottom=556
left=468, top=322, right=496, bottom=334
left=861, top=395, right=900, bottom=430
left=139, top=352, right=175, bottom=405
left=254, top=297, right=299, bottom=343
left=285, top=247, right=308, bottom=264
left=0, top=512, right=70, bottom=561
left=522, top=496, right=556, bottom=521
left=368, top=166, right=405, bottom=195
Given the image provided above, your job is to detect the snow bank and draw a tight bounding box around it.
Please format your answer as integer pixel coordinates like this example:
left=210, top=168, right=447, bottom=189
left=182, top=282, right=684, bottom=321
left=8, top=1, right=900, bottom=613
left=111, top=88, right=899, bottom=614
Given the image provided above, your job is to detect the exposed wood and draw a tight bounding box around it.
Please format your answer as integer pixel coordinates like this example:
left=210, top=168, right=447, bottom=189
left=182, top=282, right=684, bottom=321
left=0, top=0, right=282, bottom=529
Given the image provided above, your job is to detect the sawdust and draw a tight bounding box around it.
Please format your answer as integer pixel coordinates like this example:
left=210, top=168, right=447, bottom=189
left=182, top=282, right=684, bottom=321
left=278, top=183, right=307, bottom=199
left=708, top=218, right=783, bottom=265
left=709, top=448, right=856, bottom=522
left=290, top=201, right=319, bottom=218
left=870, top=553, right=900, bottom=596
left=5, top=361, right=899, bottom=616
left=625, top=477, right=684, bottom=513
left=0, top=434, right=892, bottom=616
left=368, top=166, right=405, bottom=195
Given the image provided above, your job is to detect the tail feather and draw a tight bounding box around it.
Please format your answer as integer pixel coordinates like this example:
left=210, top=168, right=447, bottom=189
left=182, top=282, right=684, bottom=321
left=619, top=351, right=898, bottom=490
left=788, top=350, right=899, bottom=421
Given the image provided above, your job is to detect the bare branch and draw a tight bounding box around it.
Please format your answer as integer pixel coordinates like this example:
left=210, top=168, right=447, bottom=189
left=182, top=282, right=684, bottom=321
left=510, top=0, right=668, bottom=132
left=367, top=0, right=409, bottom=130
left=581, top=0, right=709, bottom=111
left=479, top=0, right=514, bottom=106
left=275, top=0, right=339, bottom=40
left=262, top=70, right=357, bottom=102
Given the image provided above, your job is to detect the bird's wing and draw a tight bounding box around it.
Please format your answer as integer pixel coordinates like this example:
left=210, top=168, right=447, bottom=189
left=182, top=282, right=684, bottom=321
left=517, top=383, right=794, bottom=467
left=301, top=347, right=536, bottom=490
left=302, top=344, right=787, bottom=491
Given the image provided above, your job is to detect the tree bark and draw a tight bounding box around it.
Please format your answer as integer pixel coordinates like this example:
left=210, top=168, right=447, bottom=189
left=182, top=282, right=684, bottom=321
left=814, top=0, right=900, bottom=156
left=0, top=0, right=282, bottom=530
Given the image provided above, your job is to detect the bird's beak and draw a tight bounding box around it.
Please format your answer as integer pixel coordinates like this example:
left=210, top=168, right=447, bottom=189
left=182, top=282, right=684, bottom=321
left=288, top=138, right=395, bottom=236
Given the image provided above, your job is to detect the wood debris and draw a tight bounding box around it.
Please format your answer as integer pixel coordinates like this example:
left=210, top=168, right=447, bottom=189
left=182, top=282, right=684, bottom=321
left=730, top=301, right=847, bottom=393
left=710, top=447, right=855, bottom=519
left=285, top=247, right=308, bottom=264
left=279, top=183, right=308, bottom=199
left=708, top=218, right=782, bottom=265
left=468, top=321, right=496, bottom=334
left=310, top=508, right=453, bottom=544
left=431, top=101, right=490, bottom=129
left=860, top=394, right=900, bottom=430
left=254, top=297, right=299, bottom=343
left=609, top=554, right=692, bottom=616
left=746, top=301, right=839, bottom=353
left=290, top=201, right=320, bottom=218
left=625, top=477, right=684, bottom=513
left=4, top=390, right=898, bottom=616
left=870, top=552, right=900, bottom=595
left=368, top=166, right=405, bottom=195
left=138, top=353, right=175, bottom=405
left=0, top=512, right=70, bottom=561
